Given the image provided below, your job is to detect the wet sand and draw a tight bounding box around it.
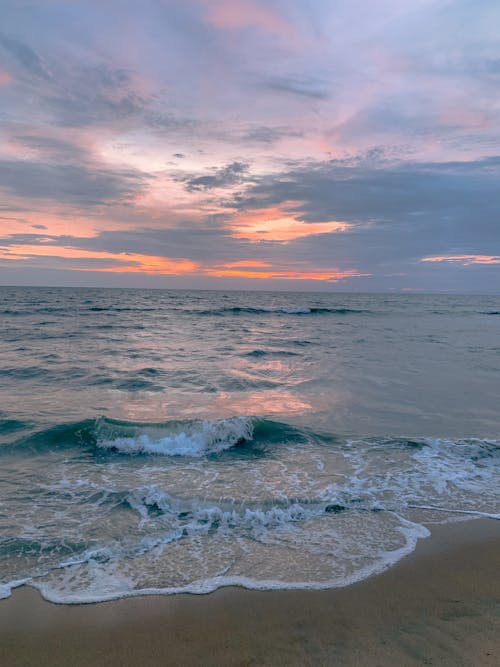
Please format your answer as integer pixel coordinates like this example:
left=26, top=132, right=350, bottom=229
left=0, top=519, right=499, bottom=666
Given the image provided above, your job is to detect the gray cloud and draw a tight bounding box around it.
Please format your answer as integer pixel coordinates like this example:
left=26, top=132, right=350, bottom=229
left=182, top=161, right=251, bottom=191
left=0, top=34, right=193, bottom=131
left=0, top=33, right=51, bottom=80
left=60, top=224, right=247, bottom=263
left=42, top=63, right=145, bottom=128
left=0, top=232, right=54, bottom=246
left=219, top=155, right=500, bottom=280
left=242, top=126, right=304, bottom=144
left=13, top=135, right=89, bottom=161
left=234, top=155, right=500, bottom=229
left=262, top=75, right=330, bottom=100
left=0, top=158, right=151, bottom=207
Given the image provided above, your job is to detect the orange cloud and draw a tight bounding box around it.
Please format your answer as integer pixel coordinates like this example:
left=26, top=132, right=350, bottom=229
left=421, top=255, right=500, bottom=265
left=202, top=0, right=294, bottom=39
left=0, top=243, right=365, bottom=282
left=229, top=203, right=349, bottom=242
left=206, top=261, right=365, bottom=281
left=0, top=244, right=198, bottom=275
left=222, top=260, right=271, bottom=268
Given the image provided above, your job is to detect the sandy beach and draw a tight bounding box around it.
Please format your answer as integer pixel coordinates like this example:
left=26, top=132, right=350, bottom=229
left=0, top=519, right=499, bottom=666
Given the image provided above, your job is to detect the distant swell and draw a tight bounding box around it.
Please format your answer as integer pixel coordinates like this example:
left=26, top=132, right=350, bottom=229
left=195, top=306, right=367, bottom=316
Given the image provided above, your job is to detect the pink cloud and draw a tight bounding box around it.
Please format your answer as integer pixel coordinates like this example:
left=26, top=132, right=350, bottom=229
left=0, top=69, right=12, bottom=86
left=421, top=255, right=500, bottom=266
left=201, top=0, right=295, bottom=39
left=0, top=243, right=199, bottom=275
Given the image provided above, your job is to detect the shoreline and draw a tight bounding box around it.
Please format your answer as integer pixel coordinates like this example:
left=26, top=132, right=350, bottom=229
left=1, top=519, right=499, bottom=665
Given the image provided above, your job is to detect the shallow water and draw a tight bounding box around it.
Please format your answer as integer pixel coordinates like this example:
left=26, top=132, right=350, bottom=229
left=0, top=287, right=499, bottom=602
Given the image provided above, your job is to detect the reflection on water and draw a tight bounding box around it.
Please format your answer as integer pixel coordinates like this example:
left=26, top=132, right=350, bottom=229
left=1, top=288, right=499, bottom=603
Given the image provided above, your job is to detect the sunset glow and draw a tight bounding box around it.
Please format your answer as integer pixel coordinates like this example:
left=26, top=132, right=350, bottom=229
left=0, top=1, right=499, bottom=291
left=229, top=206, right=349, bottom=242
left=0, top=245, right=199, bottom=275
left=206, top=266, right=364, bottom=281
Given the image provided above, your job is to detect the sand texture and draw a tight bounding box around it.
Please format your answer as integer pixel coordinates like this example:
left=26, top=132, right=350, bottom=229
left=0, top=519, right=499, bottom=666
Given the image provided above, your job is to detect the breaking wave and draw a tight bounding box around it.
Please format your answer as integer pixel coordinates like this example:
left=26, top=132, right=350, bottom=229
left=95, top=416, right=254, bottom=456
left=3, top=416, right=309, bottom=457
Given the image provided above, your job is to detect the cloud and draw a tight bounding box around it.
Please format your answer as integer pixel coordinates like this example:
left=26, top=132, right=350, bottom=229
left=12, top=135, right=89, bottom=161
left=242, top=126, right=304, bottom=144
left=0, top=68, right=12, bottom=85
left=0, top=158, right=151, bottom=207
left=0, top=33, right=192, bottom=131
left=42, top=63, right=145, bottom=128
left=0, top=229, right=365, bottom=284
left=201, top=0, right=294, bottom=39
left=227, top=203, right=349, bottom=242
left=421, top=254, right=500, bottom=266
left=231, top=154, right=500, bottom=233
left=182, top=161, right=250, bottom=191
left=262, top=75, right=330, bottom=100
left=0, top=33, right=51, bottom=80
left=0, top=242, right=199, bottom=274
left=1, top=0, right=500, bottom=291
left=205, top=262, right=364, bottom=281
left=51, top=225, right=247, bottom=264
left=213, top=153, right=500, bottom=284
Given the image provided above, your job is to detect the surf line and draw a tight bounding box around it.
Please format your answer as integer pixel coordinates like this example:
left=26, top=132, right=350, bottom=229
left=407, top=504, right=500, bottom=520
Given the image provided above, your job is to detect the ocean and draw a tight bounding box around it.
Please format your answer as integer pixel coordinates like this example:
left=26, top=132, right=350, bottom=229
left=0, top=287, right=499, bottom=603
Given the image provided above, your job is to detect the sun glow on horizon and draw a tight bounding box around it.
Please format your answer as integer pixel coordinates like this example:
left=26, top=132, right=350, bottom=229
left=0, top=243, right=366, bottom=282
left=0, top=244, right=199, bottom=275
left=228, top=204, right=349, bottom=242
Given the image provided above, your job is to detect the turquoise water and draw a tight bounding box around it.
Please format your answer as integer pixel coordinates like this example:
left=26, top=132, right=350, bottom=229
left=1, top=287, right=499, bottom=602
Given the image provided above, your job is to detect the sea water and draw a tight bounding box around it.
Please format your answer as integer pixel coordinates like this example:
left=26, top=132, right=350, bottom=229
left=0, top=287, right=499, bottom=603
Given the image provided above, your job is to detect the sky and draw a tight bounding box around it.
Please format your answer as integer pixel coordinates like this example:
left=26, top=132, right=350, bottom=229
left=0, top=0, right=499, bottom=292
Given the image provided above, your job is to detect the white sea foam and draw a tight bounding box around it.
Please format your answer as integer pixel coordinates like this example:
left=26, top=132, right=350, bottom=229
left=96, top=416, right=254, bottom=456
left=0, top=579, right=29, bottom=600
left=126, top=484, right=328, bottom=532
left=3, top=430, right=499, bottom=605
left=24, top=510, right=430, bottom=605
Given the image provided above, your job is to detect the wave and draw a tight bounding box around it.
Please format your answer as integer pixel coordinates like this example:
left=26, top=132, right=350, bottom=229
left=86, top=306, right=158, bottom=313
left=1, top=487, right=433, bottom=604
left=126, top=486, right=329, bottom=528
left=0, top=518, right=429, bottom=604
left=1, top=304, right=368, bottom=318
left=242, top=349, right=300, bottom=358
left=0, top=306, right=160, bottom=316
left=96, top=416, right=254, bottom=456
left=2, top=427, right=500, bottom=604
left=0, top=418, right=31, bottom=436
left=6, top=415, right=500, bottom=465
left=4, top=416, right=310, bottom=458
left=195, top=306, right=367, bottom=316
